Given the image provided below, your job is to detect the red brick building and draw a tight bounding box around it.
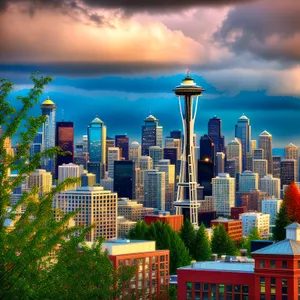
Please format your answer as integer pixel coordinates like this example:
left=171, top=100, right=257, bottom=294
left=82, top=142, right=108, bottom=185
left=210, top=218, right=243, bottom=241
left=103, top=240, right=169, bottom=299
left=231, top=206, right=247, bottom=220
left=177, top=222, right=300, bottom=300
left=144, top=214, right=184, bottom=232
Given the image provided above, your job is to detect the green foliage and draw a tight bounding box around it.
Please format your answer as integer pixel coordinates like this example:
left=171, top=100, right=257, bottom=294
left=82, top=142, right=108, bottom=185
left=193, top=223, right=212, bottom=261
left=179, top=218, right=196, bottom=257
left=273, top=202, right=291, bottom=241
left=211, top=224, right=237, bottom=257
left=128, top=220, right=191, bottom=274
left=0, top=75, right=134, bottom=299
left=248, top=226, right=261, bottom=241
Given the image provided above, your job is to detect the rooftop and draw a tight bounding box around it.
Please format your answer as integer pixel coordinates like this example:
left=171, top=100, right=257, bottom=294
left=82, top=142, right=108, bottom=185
left=252, top=239, right=300, bottom=256
left=238, top=114, right=249, bottom=121
left=144, top=114, right=158, bottom=122
left=102, top=240, right=157, bottom=255
left=41, top=97, right=55, bottom=106
left=285, top=143, right=298, bottom=148
left=90, top=116, right=104, bottom=124
left=260, top=130, right=272, bottom=136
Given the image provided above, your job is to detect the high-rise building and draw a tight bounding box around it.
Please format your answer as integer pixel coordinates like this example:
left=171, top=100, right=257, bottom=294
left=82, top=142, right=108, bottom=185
left=81, top=173, right=96, bottom=187
left=165, top=137, right=181, bottom=160
left=87, top=116, right=106, bottom=164
left=280, top=159, right=297, bottom=188
left=74, top=135, right=89, bottom=168
left=260, top=174, right=281, bottom=199
left=118, top=198, right=154, bottom=221
left=241, top=189, right=267, bottom=212
left=261, top=199, right=282, bottom=227
left=284, top=143, right=299, bottom=181
left=115, top=134, right=129, bottom=160
left=216, top=152, right=225, bottom=174
left=144, top=170, right=165, bottom=211
left=170, top=130, right=182, bottom=139
left=208, top=116, right=225, bottom=153
left=200, top=134, right=216, bottom=166
left=163, top=148, right=177, bottom=166
left=58, top=163, right=81, bottom=190
left=55, top=186, right=117, bottom=241
left=246, top=152, right=253, bottom=171
left=157, top=159, right=175, bottom=212
left=235, top=114, right=251, bottom=171
left=129, top=141, right=141, bottom=166
left=114, top=161, right=135, bottom=199
left=107, top=147, right=120, bottom=179
left=149, top=146, right=163, bottom=169
left=239, top=171, right=259, bottom=193
left=198, top=159, right=214, bottom=197
left=30, top=132, right=43, bottom=156
left=212, top=173, right=235, bottom=217
left=139, top=156, right=153, bottom=170
left=259, top=130, right=273, bottom=174
left=272, top=156, right=281, bottom=178
left=253, top=148, right=264, bottom=160
left=100, top=177, right=114, bottom=192
left=226, top=138, right=242, bottom=177
left=225, top=159, right=237, bottom=179
left=106, top=137, right=114, bottom=167
left=253, top=159, right=268, bottom=180
left=250, top=140, right=257, bottom=151
left=55, top=121, right=74, bottom=179
left=0, top=126, right=14, bottom=177
left=41, top=98, right=57, bottom=174
left=239, top=212, right=270, bottom=236
left=87, top=162, right=104, bottom=184
left=137, top=156, right=153, bottom=202
left=26, top=169, right=52, bottom=196
left=141, top=114, right=163, bottom=155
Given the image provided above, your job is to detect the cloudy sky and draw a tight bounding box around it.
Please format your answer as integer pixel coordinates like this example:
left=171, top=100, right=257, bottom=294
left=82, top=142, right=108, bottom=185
left=1, top=0, right=300, bottom=147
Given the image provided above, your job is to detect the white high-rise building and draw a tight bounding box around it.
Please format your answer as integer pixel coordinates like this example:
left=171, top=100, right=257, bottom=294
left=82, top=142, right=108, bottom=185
left=259, top=131, right=273, bottom=174
left=260, top=174, right=281, bottom=199
left=129, top=141, right=141, bottom=166
left=227, top=138, right=242, bottom=176
left=240, top=212, right=270, bottom=236
left=26, top=169, right=52, bottom=196
left=144, top=170, right=165, bottom=211
left=149, top=146, right=164, bottom=169
left=58, top=163, right=81, bottom=191
left=55, top=186, right=117, bottom=241
left=157, top=159, right=175, bottom=212
left=212, top=173, right=235, bottom=217
left=239, top=171, right=259, bottom=193
left=107, top=147, right=120, bottom=179
left=262, top=199, right=282, bottom=227
left=253, top=159, right=268, bottom=180
left=284, top=143, right=299, bottom=181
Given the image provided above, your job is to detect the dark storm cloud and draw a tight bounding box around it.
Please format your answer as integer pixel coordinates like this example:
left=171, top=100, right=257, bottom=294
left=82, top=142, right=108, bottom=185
left=0, top=0, right=257, bottom=13
left=215, top=0, right=300, bottom=63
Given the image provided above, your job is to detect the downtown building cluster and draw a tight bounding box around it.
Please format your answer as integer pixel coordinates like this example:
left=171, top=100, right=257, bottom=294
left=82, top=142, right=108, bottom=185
left=7, top=90, right=300, bottom=299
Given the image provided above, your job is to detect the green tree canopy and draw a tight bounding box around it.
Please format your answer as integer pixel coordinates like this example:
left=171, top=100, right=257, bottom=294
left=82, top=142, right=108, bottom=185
left=193, top=223, right=212, bottom=261
left=273, top=202, right=291, bottom=241
left=179, top=218, right=196, bottom=257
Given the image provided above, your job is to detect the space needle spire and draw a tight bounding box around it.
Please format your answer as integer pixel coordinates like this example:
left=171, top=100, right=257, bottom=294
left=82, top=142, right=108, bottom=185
left=173, top=71, right=204, bottom=227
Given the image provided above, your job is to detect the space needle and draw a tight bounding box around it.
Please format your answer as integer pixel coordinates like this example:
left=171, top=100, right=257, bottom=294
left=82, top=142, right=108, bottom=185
left=173, top=71, right=204, bottom=227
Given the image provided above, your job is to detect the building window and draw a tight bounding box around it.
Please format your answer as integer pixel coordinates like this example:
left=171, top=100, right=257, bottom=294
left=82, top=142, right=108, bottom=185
left=270, top=260, right=276, bottom=268
left=282, top=260, right=287, bottom=269
left=271, top=277, right=276, bottom=294
left=260, top=277, right=265, bottom=293
left=282, top=278, right=288, bottom=296
left=260, top=295, right=265, bottom=300
left=195, top=282, right=201, bottom=290
left=298, top=261, right=300, bottom=269
left=260, top=260, right=265, bottom=268
left=186, top=282, right=192, bottom=291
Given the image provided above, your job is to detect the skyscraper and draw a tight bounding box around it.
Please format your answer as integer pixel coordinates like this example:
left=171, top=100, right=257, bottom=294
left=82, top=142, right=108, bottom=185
left=253, top=149, right=264, bottom=160
left=259, top=130, right=273, bottom=174
left=272, top=156, right=281, bottom=179
left=30, top=132, right=43, bottom=157
left=280, top=159, right=296, bottom=188
left=170, top=130, right=182, bottom=139
left=165, top=137, right=181, bottom=160
left=216, top=152, right=225, bottom=174
left=144, top=170, right=165, bottom=211
left=115, top=134, right=129, bottom=160
left=200, top=135, right=215, bottom=164
left=198, top=159, right=214, bottom=197
left=141, top=114, right=163, bottom=155
left=212, top=173, right=235, bottom=217
left=226, top=138, right=242, bottom=177
left=87, top=116, right=106, bottom=164
left=163, top=148, right=177, bottom=166
left=58, top=163, right=81, bottom=191
left=239, top=171, right=259, bottom=193
left=253, top=159, right=268, bottom=180
left=107, top=147, right=120, bottom=179
left=208, top=116, right=225, bottom=153
left=149, top=146, right=163, bottom=169
left=26, top=169, right=52, bottom=196
left=129, top=141, right=141, bottom=166
left=260, top=174, right=280, bottom=199
left=284, top=143, right=299, bottom=181
left=55, top=121, right=74, bottom=179
left=235, top=114, right=251, bottom=171
left=114, top=161, right=135, bottom=199
left=41, top=98, right=57, bottom=174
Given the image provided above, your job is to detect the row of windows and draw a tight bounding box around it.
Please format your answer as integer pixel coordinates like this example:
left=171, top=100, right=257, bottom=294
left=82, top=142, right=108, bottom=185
left=259, top=259, right=293, bottom=269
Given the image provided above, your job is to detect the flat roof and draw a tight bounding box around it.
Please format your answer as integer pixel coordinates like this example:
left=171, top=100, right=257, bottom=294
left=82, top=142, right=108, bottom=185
left=179, top=261, right=254, bottom=273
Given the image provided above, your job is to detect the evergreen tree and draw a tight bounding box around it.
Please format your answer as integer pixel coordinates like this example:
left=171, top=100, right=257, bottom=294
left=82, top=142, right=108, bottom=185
left=0, top=76, right=134, bottom=299
left=180, top=218, right=196, bottom=257
left=193, top=223, right=211, bottom=261
left=127, top=220, right=148, bottom=240
left=211, top=224, right=237, bottom=257
left=273, top=202, right=291, bottom=241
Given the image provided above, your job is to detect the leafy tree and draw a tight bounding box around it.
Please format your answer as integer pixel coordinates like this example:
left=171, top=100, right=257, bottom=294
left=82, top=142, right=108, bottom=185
left=211, top=224, right=237, bottom=257
left=0, top=75, right=134, bottom=299
left=193, top=223, right=211, bottom=261
left=283, top=182, right=300, bottom=222
left=180, top=218, right=196, bottom=257
left=273, top=202, right=291, bottom=241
